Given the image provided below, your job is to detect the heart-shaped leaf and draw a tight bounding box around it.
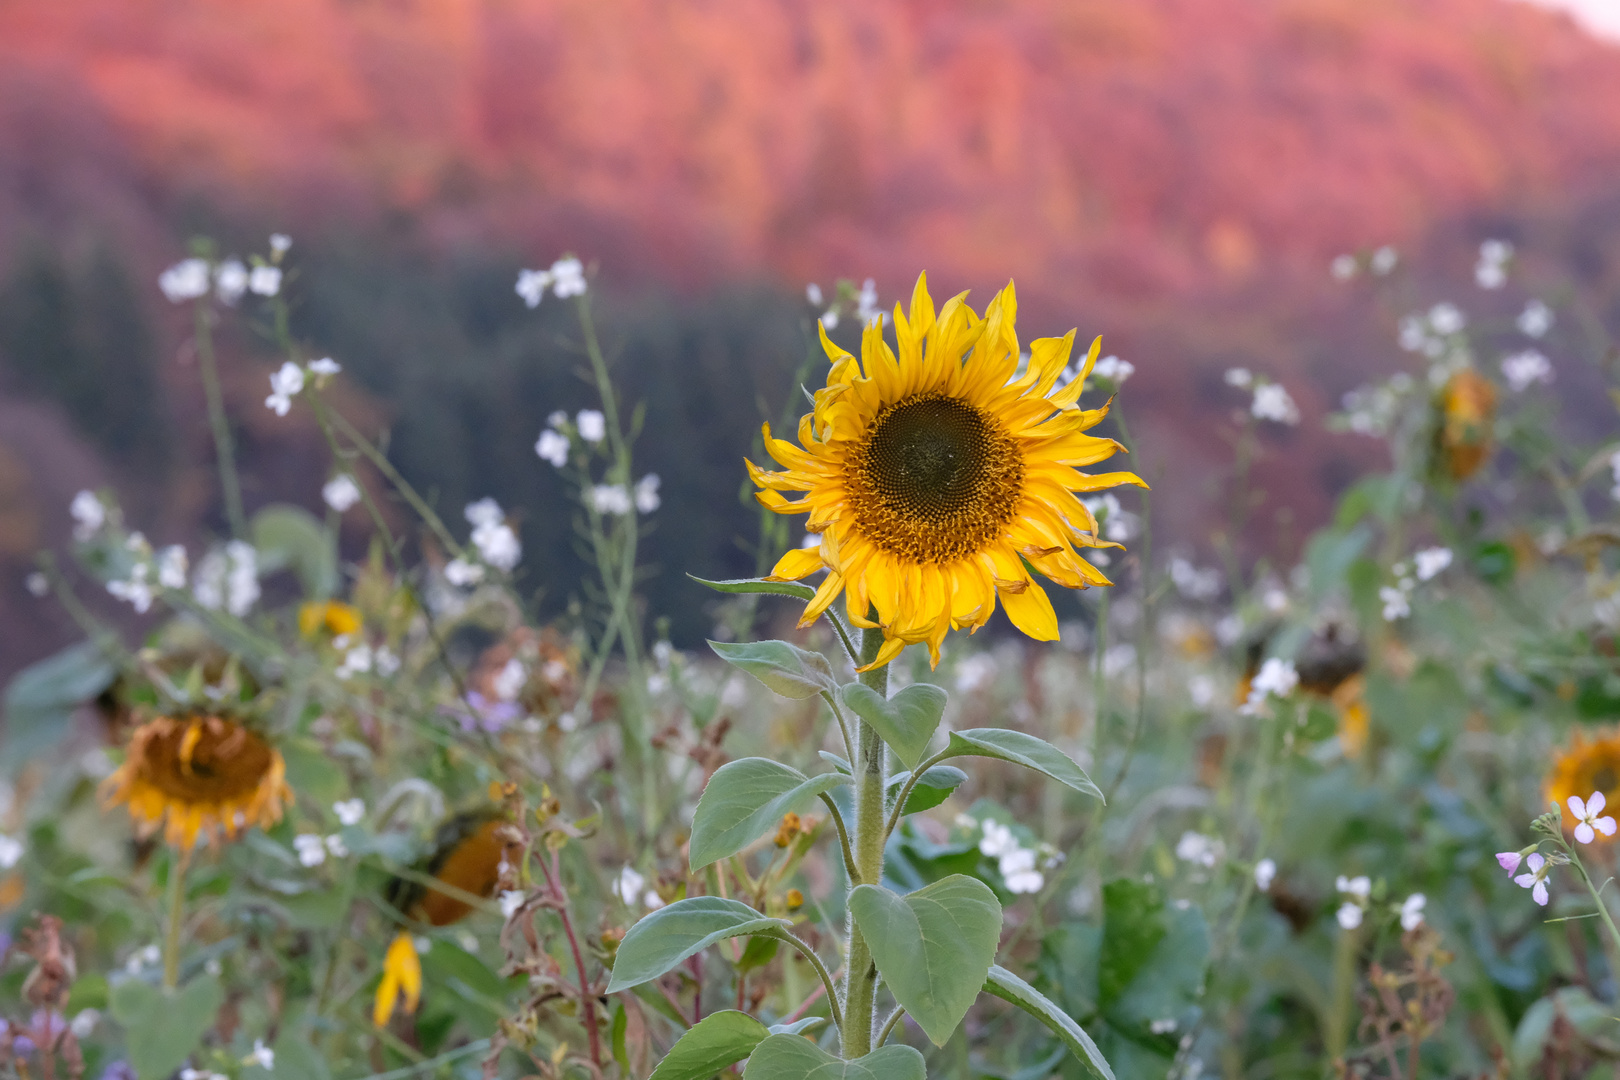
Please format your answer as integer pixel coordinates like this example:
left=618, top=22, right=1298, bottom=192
left=944, top=729, right=1103, bottom=801
left=690, top=758, right=848, bottom=870
left=841, top=682, right=947, bottom=770
left=887, top=765, right=969, bottom=816
left=648, top=1010, right=770, bottom=1080
left=849, top=875, right=1003, bottom=1046
left=606, top=897, right=788, bottom=993
left=741, top=1033, right=926, bottom=1079
left=110, top=975, right=223, bottom=1080
left=710, top=640, right=838, bottom=700
left=983, top=964, right=1114, bottom=1080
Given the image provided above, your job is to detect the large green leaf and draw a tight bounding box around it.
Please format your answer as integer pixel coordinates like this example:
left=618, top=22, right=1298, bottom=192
left=944, top=729, right=1102, bottom=801
left=1, top=639, right=117, bottom=770
left=109, top=975, right=223, bottom=1080
left=689, top=575, right=816, bottom=601
left=250, top=503, right=336, bottom=597
left=709, top=640, right=838, bottom=700
left=689, top=758, right=848, bottom=870
left=849, top=875, right=1003, bottom=1046
left=606, top=897, right=789, bottom=993
left=648, top=1010, right=771, bottom=1080
left=840, top=682, right=947, bottom=769
left=888, top=765, right=968, bottom=816
left=741, top=1033, right=926, bottom=1079
left=984, top=965, right=1114, bottom=1080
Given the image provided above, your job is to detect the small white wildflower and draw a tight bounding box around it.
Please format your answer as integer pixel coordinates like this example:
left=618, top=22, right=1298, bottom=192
left=1092, top=355, right=1134, bottom=385
left=246, top=1039, right=274, bottom=1069
left=333, top=799, right=365, bottom=826
left=1501, top=350, right=1553, bottom=392
left=25, top=572, right=48, bottom=597
left=1254, top=858, right=1276, bottom=892
left=492, top=658, right=526, bottom=702
left=1399, top=893, right=1426, bottom=931
left=156, top=545, right=188, bottom=589
left=293, top=834, right=327, bottom=867
left=306, top=357, right=341, bottom=379
left=1413, top=547, right=1453, bottom=582
left=444, top=557, right=484, bottom=587
left=269, top=234, right=292, bottom=257
left=336, top=644, right=373, bottom=680
left=1243, top=658, right=1298, bottom=713
left=1337, top=874, right=1371, bottom=900
left=1169, top=557, right=1221, bottom=601
left=1251, top=383, right=1300, bottom=425
left=265, top=361, right=305, bottom=416
left=634, top=473, right=662, bottom=514
left=1189, top=675, right=1217, bottom=710
left=498, top=890, right=526, bottom=919
left=856, top=278, right=881, bottom=324
left=590, top=484, right=633, bottom=516
left=323, top=474, right=362, bottom=513
left=70, top=490, right=105, bottom=541
left=1428, top=302, right=1465, bottom=335
left=1336, top=902, right=1365, bottom=930
left=1150, top=1018, right=1179, bottom=1035
left=1398, top=315, right=1428, bottom=352
left=159, top=258, right=211, bottom=303
left=1515, top=853, right=1552, bottom=905
left=550, top=256, right=586, bottom=298
left=614, top=866, right=647, bottom=906
left=0, top=835, right=22, bottom=869
left=1214, top=613, right=1244, bottom=647
left=191, top=540, right=258, bottom=616
left=576, top=409, right=606, bottom=443
left=248, top=264, right=282, bottom=297
left=516, top=268, right=551, bottom=308
left=324, top=833, right=348, bottom=858
left=806, top=283, right=823, bottom=306
left=535, top=428, right=569, bottom=467
left=214, top=259, right=248, bottom=305
left=1330, top=254, right=1357, bottom=281
left=1370, top=246, right=1398, bottom=275
left=69, top=1009, right=99, bottom=1038
left=108, top=565, right=154, bottom=614
left=820, top=309, right=840, bottom=330
left=1475, top=239, right=1512, bottom=289
left=1223, top=367, right=1253, bottom=388
left=546, top=409, right=568, bottom=429
left=1517, top=299, right=1553, bottom=339
left=1175, top=831, right=1222, bottom=869
left=1000, top=847, right=1045, bottom=894
left=466, top=500, right=521, bottom=571
left=1380, top=585, right=1411, bottom=621
left=1569, top=792, right=1617, bottom=845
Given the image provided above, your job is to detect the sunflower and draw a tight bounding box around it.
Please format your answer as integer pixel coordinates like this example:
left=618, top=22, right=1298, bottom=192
left=298, top=600, right=363, bottom=639
left=375, top=813, right=510, bottom=1026
left=1547, top=729, right=1620, bottom=841
left=1435, top=368, right=1496, bottom=481
left=749, top=273, right=1145, bottom=669
left=100, top=715, right=291, bottom=849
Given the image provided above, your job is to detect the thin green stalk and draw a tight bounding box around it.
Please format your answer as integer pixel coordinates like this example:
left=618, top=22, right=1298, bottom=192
left=1324, top=921, right=1359, bottom=1060
left=163, top=847, right=189, bottom=990
left=194, top=301, right=246, bottom=539
left=842, top=627, right=889, bottom=1058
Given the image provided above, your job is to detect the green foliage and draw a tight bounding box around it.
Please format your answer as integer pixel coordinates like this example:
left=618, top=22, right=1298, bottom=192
left=983, top=966, right=1114, bottom=1080
left=841, top=682, right=946, bottom=770
left=109, top=976, right=223, bottom=1080
left=943, top=729, right=1103, bottom=801
left=606, top=898, right=790, bottom=992
left=709, top=640, right=839, bottom=700
left=689, top=758, right=847, bottom=870
left=646, top=1011, right=770, bottom=1080
left=250, top=504, right=337, bottom=598
left=740, top=1034, right=927, bottom=1080
left=0, top=639, right=116, bottom=771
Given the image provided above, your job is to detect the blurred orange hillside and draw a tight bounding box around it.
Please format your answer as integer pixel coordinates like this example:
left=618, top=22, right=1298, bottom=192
left=4, top=0, right=1620, bottom=292
left=2, top=0, right=1620, bottom=679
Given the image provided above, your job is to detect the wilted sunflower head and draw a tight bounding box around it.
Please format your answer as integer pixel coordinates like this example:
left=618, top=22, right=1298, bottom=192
left=1435, top=368, right=1496, bottom=481
left=100, top=715, right=291, bottom=849
left=749, top=272, right=1146, bottom=669
left=385, top=813, right=508, bottom=927
left=1548, top=729, right=1620, bottom=841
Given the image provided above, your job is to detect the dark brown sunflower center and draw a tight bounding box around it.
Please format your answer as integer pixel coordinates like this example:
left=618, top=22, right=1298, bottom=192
left=845, top=394, right=1024, bottom=563
left=141, top=718, right=273, bottom=802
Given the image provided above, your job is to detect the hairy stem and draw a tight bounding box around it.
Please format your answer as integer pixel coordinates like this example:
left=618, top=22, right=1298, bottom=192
left=842, top=628, right=889, bottom=1058
left=194, top=302, right=246, bottom=539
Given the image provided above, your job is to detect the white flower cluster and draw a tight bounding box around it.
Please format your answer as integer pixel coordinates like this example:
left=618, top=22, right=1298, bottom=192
left=1080, top=493, right=1136, bottom=544
left=515, top=256, right=587, bottom=308
left=444, top=499, right=521, bottom=586
left=1090, top=354, right=1135, bottom=386
left=1241, top=657, right=1297, bottom=715
left=1169, top=556, right=1222, bottom=601
left=180, top=1068, right=229, bottom=1080
left=1379, top=546, right=1452, bottom=622
left=322, top=474, right=362, bottom=513
left=1500, top=350, right=1553, bottom=393
left=106, top=533, right=187, bottom=614
left=976, top=817, right=1057, bottom=894
left=807, top=278, right=883, bottom=329
left=1337, top=373, right=1414, bottom=437
left=1253, top=857, right=1276, bottom=892
left=1334, top=874, right=1370, bottom=929
left=264, top=357, right=340, bottom=416
left=1175, top=831, right=1223, bottom=869
left=1330, top=246, right=1398, bottom=281
left=333, top=798, right=366, bottom=826
left=159, top=241, right=287, bottom=305
left=1517, top=299, right=1553, bottom=339
left=293, top=831, right=350, bottom=867
left=590, top=475, right=661, bottom=516
left=70, top=489, right=106, bottom=542
left=1225, top=368, right=1300, bottom=425
left=0, top=834, right=23, bottom=870
left=612, top=865, right=666, bottom=909
left=335, top=641, right=399, bottom=681
left=193, top=541, right=259, bottom=617
left=1398, top=303, right=1467, bottom=360
left=1475, top=239, right=1513, bottom=290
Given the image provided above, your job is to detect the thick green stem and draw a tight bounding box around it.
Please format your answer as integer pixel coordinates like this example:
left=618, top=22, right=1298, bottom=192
left=163, top=848, right=189, bottom=990
left=842, top=628, right=889, bottom=1058
left=194, top=302, right=246, bottom=539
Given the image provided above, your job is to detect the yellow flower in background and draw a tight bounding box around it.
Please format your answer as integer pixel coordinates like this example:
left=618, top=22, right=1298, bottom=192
left=298, top=600, right=363, bottom=639
left=100, top=715, right=291, bottom=849
left=374, top=931, right=423, bottom=1026
left=749, top=273, right=1145, bottom=669
left=1547, top=729, right=1620, bottom=842
left=1436, top=368, right=1496, bottom=481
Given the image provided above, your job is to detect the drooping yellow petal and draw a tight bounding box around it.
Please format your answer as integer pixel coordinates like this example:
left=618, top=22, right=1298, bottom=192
left=769, top=546, right=826, bottom=581
left=374, top=932, right=423, bottom=1026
